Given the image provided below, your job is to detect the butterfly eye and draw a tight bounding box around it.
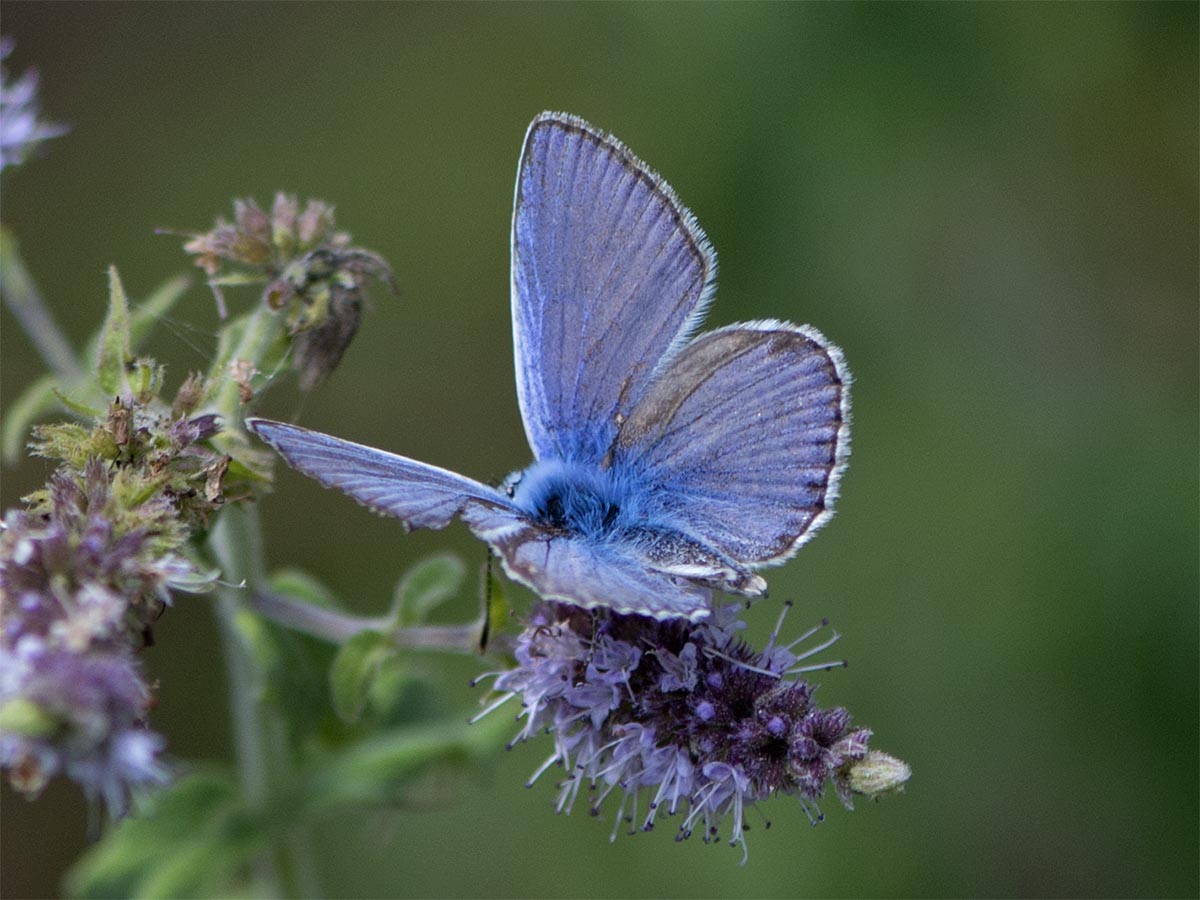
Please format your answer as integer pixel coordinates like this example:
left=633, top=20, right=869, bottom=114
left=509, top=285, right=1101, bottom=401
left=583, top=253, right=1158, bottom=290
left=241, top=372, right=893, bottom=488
left=501, top=470, right=522, bottom=498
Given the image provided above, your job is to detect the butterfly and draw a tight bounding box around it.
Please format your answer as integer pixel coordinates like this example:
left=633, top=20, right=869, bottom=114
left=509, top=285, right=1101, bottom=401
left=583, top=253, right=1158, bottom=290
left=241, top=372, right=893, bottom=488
left=247, top=111, right=850, bottom=621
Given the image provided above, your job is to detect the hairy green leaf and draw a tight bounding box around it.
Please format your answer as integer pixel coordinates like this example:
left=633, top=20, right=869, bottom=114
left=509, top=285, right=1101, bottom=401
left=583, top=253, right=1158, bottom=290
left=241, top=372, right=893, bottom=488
left=329, top=630, right=391, bottom=724
left=66, top=771, right=246, bottom=900
left=1, top=373, right=57, bottom=464
left=390, top=554, right=465, bottom=628
left=96, top=267, right=132, bottom=395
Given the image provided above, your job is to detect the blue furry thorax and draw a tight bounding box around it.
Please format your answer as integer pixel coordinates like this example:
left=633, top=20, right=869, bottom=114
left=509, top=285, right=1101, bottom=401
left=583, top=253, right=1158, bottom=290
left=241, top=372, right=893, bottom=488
left=508, top=458, right=647, bottom=539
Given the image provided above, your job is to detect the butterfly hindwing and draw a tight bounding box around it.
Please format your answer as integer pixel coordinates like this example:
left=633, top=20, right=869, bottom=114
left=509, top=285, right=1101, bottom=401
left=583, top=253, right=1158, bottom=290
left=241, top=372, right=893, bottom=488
left=490, top=524, right=713, bottom=620
left=613, top=321, right=851, bottom=567
left=511, top=112, right=716, bottom=465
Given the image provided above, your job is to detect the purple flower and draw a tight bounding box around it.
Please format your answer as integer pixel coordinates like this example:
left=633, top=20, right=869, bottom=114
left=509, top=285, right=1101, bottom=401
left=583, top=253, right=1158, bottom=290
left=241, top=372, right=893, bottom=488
left=0, top=461, right=208, bottom=815
left=476, top=601, right=904, bottom=861
left=0, top=37, right=68, bottom=171
left=0, top=636, right=168, bottom=812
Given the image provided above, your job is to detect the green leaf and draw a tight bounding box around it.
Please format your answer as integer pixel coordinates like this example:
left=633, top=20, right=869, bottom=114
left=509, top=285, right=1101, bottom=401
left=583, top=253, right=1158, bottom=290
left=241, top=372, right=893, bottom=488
left=68, top=724, right=511, bottom=896
left=83, top=274, right=192, bottom=366
left=299, top=715, right=511, bottom=815
left=66, top=771, right=248, bottom=900
left=390, top=554, right=465, bottom=628
left=268, top=568, right=341, bottom=610
left=329, top=630, right=392, bottom=724
left=97, top=266, right=132, bottom=395
left=230, top=602, right=341, bottom=748
left=1, top=373, right=58, bottom=464
left=51, top=387, right=105, bottom=419
left=0, top=226, right=84, bottom=381
left=133, top=834, right=254, bottom=900
left=364, top=658, right=434, bottom=728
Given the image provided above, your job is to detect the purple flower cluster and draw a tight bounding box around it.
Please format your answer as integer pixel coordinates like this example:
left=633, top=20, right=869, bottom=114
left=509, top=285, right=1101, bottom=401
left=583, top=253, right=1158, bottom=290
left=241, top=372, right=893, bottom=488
left=0, top=460, right=211, bottom=814
left=0, top=37, right=68, bottom=171
left=478, top=601, right=881, bottom=860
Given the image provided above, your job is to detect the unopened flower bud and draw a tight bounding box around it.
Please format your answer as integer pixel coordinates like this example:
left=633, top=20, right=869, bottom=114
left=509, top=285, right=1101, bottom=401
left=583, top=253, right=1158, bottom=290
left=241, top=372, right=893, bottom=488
left=845, top=749, right=911, bottom=799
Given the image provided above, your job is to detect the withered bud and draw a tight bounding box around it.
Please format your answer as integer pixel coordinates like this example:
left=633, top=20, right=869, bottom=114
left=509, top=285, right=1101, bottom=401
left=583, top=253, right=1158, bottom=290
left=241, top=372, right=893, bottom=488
left=204, top=454, right=231, bottom=504
left=178, top=195, right=396, bottom=389
left=271, top=192, right=300, bottom=257
left=234, top=199, right=272, bottom=246
left=297, top=200, right=336, bottom=247
left=230, top=360, right=257, bottom=405
left=293, top=283, right=364, bottom=390
left=188, top=414, right=221, bottom=442
left=107, top=398, right=132, bottom=448
left=262, top=275, right=297, bottom=311
left=171, top=373, right=205, bottom=418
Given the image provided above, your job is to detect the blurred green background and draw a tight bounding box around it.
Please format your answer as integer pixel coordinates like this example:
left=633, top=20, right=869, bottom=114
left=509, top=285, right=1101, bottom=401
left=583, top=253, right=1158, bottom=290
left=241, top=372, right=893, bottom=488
left=2, top=3, right=1196, bottom=898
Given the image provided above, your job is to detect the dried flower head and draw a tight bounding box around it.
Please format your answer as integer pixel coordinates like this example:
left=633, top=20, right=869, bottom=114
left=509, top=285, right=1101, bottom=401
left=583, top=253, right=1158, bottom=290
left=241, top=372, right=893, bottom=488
left=178, top=193, right=396, bottom=387
left=476, top=601, right=909, bottom=861
left=0, top=37, right=68, bottom=171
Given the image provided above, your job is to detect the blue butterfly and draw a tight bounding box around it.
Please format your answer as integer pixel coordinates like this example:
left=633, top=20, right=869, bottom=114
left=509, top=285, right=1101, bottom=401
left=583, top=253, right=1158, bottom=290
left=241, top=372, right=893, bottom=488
left=248, top=112, right=850, bottom=620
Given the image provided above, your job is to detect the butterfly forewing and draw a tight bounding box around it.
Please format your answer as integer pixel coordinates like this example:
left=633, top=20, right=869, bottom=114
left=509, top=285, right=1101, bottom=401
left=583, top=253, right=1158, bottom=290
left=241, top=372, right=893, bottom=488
left=246, top=419, right=519, bottom=531
left=511, top=112, right=716, bottom=465
left=613, top=322, right=851, bottom=566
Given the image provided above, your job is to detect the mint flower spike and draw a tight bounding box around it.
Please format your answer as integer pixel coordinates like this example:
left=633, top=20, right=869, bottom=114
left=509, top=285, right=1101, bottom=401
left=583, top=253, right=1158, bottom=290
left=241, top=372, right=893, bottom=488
left=0, top=462, right=199, bottom=815
left=0, top=267, right=239, bottom=816
left=476, top=601, right=909, bottom=862
left=0, top=37, right=69, bottom=172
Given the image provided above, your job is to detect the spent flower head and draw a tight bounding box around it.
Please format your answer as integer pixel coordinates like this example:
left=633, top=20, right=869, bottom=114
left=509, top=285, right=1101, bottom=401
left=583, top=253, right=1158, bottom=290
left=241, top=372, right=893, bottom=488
left=0, top=37, right=68, bottom=171
left=476, top=601, right=909, bottom=861
left=178, top=193, right=397, bottom=387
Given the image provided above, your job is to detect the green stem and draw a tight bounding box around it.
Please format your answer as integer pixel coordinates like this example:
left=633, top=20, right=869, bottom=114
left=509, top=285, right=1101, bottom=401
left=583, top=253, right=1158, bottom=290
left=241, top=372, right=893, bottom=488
left=394, top=623, right=490, bottom=655
left=0, top=227, right=85, bottom=382
left=250, top=589, right=490, bottom=655
left=207, top=506, right=280, bottom=897
left=211, top=302, right=284, bottom=424
left=250, top=590, right=387, bottom=643
left=204, top=288, right=322, bottom=895
left=209, top=505, right=320, bottom=899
